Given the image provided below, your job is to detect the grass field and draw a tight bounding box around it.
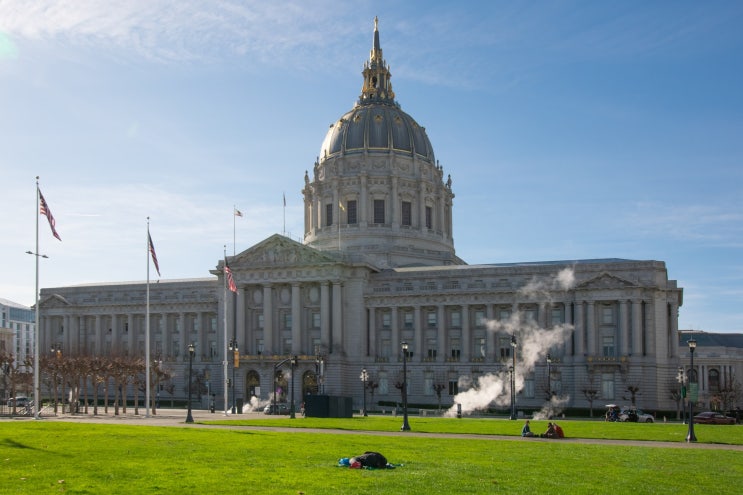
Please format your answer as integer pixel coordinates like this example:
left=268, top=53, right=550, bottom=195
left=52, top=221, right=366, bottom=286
left=2, top=416, right=742, bottom=494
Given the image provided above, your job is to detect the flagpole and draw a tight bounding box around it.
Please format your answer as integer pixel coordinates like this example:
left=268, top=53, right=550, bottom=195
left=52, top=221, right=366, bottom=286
left=33, top=178, right=41, bottom=420
left=233, top=206, right=236, bottom=257
left=223, top=245, right=229, bottom=416
left=283, top=193, right=286, bottom=236
left=145, top=218, right=151, bottom=418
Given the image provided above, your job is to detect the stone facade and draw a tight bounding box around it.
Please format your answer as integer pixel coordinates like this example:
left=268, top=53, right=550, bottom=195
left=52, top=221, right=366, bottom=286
left=34, top=20, right=740, bottom=416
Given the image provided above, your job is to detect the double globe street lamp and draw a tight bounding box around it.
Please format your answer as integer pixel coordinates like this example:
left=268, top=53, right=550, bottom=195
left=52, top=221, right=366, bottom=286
left=686, top=338, right=697, bottom=442
left=509, top=335, right=517, bottom=420
left=400, top=341, right=411, bottom=431
left=186, top=343, right=195, bottom=423
left=360, top=368, right=369, bottom=417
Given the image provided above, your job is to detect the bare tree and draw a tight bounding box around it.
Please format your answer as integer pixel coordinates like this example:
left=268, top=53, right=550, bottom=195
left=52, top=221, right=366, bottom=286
left=581, top=373, right=599, bottom=418
left=622, top=385, right=641, bottom=406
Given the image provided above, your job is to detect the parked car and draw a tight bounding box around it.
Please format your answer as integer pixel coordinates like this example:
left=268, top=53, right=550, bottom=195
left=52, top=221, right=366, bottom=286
left=693, top=411, right=736, bottom=425
left=620, top=407, right=654, bottom=423
left=263, top=403, right=290, bottom=415
left=7, top=397, right=29, bottom=408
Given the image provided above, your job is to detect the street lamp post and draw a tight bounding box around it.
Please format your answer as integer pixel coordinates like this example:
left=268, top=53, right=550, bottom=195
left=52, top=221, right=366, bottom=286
left=546, top=353, right=552, bottom=400
left=290, top=355, right=297, bottom=419
left=186, top=343, right=195, bottom=423
left=686, top=339, right=697, bottom=442
left=360, top=368, right=369, bottom=417
left=401, top=341, right=411, bottom=431
left=510, top=335, right=517, bottom=420
left=677, top=366, right=685, bottom=423
left=228, top=339, right=238, bottom=414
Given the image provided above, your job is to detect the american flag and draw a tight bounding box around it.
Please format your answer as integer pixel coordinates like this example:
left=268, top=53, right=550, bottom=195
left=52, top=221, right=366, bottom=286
left=39, top=189, right=61, bottom=241
left=234, top=208, right=243, bottom=217
left=225, top=263, right=238, bottom=293
left=148, top=232, right=161, bottom=277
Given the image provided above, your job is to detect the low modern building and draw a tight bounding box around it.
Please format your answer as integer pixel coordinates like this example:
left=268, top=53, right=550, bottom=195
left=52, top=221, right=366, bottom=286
left=35, top=20, right=739, bottom=415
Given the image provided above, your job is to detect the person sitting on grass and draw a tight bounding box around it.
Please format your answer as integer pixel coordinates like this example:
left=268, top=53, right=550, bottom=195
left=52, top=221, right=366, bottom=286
left=541, top=422, right=556, bottom=438
left=553, top=423, right=565, bottom=438
left=521, top=420, right=535, bottom=437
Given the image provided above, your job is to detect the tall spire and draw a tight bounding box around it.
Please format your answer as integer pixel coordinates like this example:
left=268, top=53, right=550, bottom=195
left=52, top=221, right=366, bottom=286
left=359, top=17, right=396, bottom=105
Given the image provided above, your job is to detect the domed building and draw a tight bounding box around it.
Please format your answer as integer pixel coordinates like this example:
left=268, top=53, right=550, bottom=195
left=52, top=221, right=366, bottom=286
left=36, top=19, right=706, bottom=418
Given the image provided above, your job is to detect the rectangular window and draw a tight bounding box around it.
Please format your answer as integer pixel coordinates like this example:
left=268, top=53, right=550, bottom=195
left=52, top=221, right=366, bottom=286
left=448, top=380, right=458, bottom=396
left=477, top=338, right=486, bottom=358
left=424, top=372, right=434, bottom=396
left=378, top=372, right=389, bottom=395
left=551, top=306, right=563, bottom=327
left=401, top=201, right=412, bottom=226
left=373, top=199, right=385, bottom=224
left=602, top=373, right=615, bottom=400
left=427, top=311, right=437, bottom=328
left=427, top=338, right=437, bottom=359
left=403, top=311, right=414, bottom=329
left=326, top=203, right=333, bottom=226
left=499, top=337, right=512, bottom=359
left=347, top=200, right=358, bottom=224
left=450, top=311, right=461, bottom=328
left=258, top=314, right=264, bottom=329
left=425, top=206, right=432, bottom=229
left=602, top=306, right=614, bottom=324
left=284, top=313, right=292, bottom=330
left=474, top=310, right=486, bottom=328
left=283, top=338, right=292, bottom=354
left=450, top=338, right=461, bottom=360
left=602, top=335, right=615, bottom=357
left=524, top=378, right=535, bottom=398
left=256, top=339, right=264, bottom=355
left=381, top=312, right=391, bottom=329
left=524, top=308, right=537, bottom=322
left=499, top=309, right=511, bottom=321
left=381, top=339, right=391, bottom=358
left=312, top=312, right=321, bottom=329
left=210, top=340, right=218, bottom=357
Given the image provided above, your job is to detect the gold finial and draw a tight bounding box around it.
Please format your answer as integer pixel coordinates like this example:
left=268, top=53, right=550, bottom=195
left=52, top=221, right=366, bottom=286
left=374, top=16, right=378, bottom=31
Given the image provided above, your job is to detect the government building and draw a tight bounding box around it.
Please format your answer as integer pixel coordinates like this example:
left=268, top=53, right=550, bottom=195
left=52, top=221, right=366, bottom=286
left=35, top=20, right=740, bottom=417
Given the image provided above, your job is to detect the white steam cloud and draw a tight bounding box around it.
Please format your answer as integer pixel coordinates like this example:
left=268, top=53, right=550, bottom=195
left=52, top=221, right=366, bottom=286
left=445, top=268, right=576, bottom=418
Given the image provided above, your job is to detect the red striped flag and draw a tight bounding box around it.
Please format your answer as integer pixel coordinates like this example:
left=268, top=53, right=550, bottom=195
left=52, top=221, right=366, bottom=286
left=39, top=189, right=61, bottom=241
left=148, top=232, right=161, bottom=277
left=225, top=263, right=237, bottom=293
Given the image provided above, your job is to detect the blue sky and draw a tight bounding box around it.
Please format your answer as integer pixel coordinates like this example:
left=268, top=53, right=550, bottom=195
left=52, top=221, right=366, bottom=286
left=1, top=1, right=741, bottom=332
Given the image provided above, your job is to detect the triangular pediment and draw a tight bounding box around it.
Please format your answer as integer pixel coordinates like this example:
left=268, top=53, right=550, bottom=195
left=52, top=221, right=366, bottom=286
left=38, top=293, right=72, bottom=309
left=230, top=234, right=339, bottom=268
left=576, top=272, right=637, bottom=290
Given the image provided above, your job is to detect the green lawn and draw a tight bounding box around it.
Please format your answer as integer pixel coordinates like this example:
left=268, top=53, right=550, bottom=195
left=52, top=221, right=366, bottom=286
left=206, top=415, right=743, bottom=444
left=2, top=418, right=742, bottom=494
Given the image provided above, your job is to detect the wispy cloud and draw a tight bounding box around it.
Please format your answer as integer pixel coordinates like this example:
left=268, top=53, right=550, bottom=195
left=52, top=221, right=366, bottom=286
left=0, top=0, right=354, bottom=65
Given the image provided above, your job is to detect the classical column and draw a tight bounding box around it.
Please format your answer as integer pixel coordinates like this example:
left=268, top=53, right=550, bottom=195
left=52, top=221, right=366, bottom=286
left=461, top=304, right=470, bottom=362
left=669, top=301, right=679, bottom=358
left=331, top=282, right=343, bottom=353
left=128, top=314, right=135, bottom=356
left=390, top=307, right=399, bottom=356
left=110, top=314, right=119, bottom=353
left=237, top=288, right=246, bottom=349
left=437, top=305, right=446, bottom=361
left=359, top=173, right=368, bottom=227
left=631, top=300, right=643, bottom=357
left=291, top=283, right=302, bottom=354
left=619, top=300, right=629, bottom=356
left=95, top=315, right=103, bottom=355
left=391, top=176, right=399, bottom=228
left=418, top=182, right=426, bottom=230
left=414, top=306, right=423, bottom=360
left=263, top=285, right=273, bottom=354
left=63, top=315, right=72, bottom=353
left=574, top=302, right=585, bottom=356
left=320, top=282, right=330, bottom=352
left=586, top=302, right=595, bottom=357
left=368, top=307, right=377, bottom=358
left=486, top=304, right=496, bottom=362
